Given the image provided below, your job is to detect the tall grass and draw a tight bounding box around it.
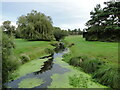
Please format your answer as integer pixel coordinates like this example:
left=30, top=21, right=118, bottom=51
left=69, top=56, right=103, bottom=73
left=82, top=58, right=103, bottom=73
left=69, top=56, right=88, bottom=67
left=93, top=64, right=120, bottom=88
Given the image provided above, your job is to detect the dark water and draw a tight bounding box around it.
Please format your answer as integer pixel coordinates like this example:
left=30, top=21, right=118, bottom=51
left=5, top=48, right=70, bottom=88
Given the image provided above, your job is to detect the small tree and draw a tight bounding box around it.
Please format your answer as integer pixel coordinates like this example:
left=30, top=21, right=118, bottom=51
left=2, top=20, right=15, bottom=36
left=53, top=27, right=68, bottom=41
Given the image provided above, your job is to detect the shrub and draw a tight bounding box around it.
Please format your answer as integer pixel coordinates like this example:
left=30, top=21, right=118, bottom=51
left=69, top=56, right=88, bottom=67
left=62, top=53, right=72, bottom=63
left=7, top=55, right=21, bottom=71
left=82, top=58, right=103, bottom=73
left=2, top=32, right=20, bottom=83
left=69, top=74, right=88, bottom=88
left=44, top=48, right=54, bottom=54
left=93, top=64, right=120, bottom=88
left=20, top=54, right=30, bottom=64
left=53, top=27, right=68, bottom=41
left=8, top=71, right=19, bottom=82
left=69, top=57, right=80, bottom=67
left=68, top=43, right=75, bottom=47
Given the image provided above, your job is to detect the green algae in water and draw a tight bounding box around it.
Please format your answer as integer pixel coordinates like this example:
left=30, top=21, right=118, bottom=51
left=48, top=74, right=73, bottom=88
left=13, top=58, right=48, bottom=80
left=18, top=78, right=44, bottom=88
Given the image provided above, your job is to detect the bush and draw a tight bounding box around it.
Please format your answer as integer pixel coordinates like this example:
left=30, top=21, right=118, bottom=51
left=69, top=56, right=88, bottom=67
left=53, top=27, right=68, bottom=41
left=68, top=43, right=75, bottom=47
left=62, top=53, right=72, bottom=63
left=44, top=48, right=54, bottom=54
left=7, top=55, right=21, bottom=71
left=82, top=58, right=103, bottom=73
left=69, top=57, right=81, bottom=67
left=20, top=54, right=30, bottom=64
left=2, top=32, right=20, bottom=83
left=93, top=64, right=120, bottom=88
left=69, top=74, right=88, bottom=88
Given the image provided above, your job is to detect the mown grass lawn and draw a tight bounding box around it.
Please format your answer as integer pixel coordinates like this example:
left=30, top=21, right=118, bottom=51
left=13, top=39, right=55, bottom=60
left=63, top=35, right=118, bottom=65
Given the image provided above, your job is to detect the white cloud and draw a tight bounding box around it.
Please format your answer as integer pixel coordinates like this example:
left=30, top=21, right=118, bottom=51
left=1, top=0, right=110, bottom=30
left=0, top=21, right=17, bottom=27
left=58, top=23, right=87, bottom=30
left=1, top=0, right=110, bottom=3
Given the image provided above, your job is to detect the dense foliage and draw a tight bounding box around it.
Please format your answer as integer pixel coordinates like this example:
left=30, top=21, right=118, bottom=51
left=17, top=10, right=54, bottom=41
left=93, top=64, right=120, bottom=88
left=64, top=54, right=120, bottom=88
left=68, top=28, right=82, bottom=35
left=84, top=1, right=120, bottom=42
left=53, top=27, right=68, bottom=41
left=20, top=54, right=30, bottom=64
left=1, top=21, right=15, bottom=36
left=2, top=31, right=20, bottom=84
left=69, top=74, right=87, bottom=88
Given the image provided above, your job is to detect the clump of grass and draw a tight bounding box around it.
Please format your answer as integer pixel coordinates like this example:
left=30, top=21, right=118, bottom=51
left=68, top=43, right=75, bottom=47
left=69, top=56, right=88, bottom=67
left=82, top=58, right=103, bottom=73
left=69, top=74, right=88, bottom=88
left=69, top=56, right=103, bottom=73
left=50, top=42, right=58, bottom=47
left=20, top=54, right=30, bottom=64
left=93, top=64, right=120, bottom=88
left=69, top=57, right=80, bottom=66
left=44, top=48, right=54, bottom=54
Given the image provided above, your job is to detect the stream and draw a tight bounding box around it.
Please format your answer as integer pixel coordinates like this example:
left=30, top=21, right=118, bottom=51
left=5, top=44, right=70, bottom=88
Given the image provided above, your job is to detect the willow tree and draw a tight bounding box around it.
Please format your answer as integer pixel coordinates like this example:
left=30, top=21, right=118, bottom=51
left=17, top=10, right=54, bottom=41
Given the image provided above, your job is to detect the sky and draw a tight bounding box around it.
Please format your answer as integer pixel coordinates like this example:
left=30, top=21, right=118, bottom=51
left=0, top=0, right=110, bottom=30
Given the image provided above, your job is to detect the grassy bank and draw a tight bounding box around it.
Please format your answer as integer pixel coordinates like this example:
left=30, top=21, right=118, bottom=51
left=63, top=35, right=118, bottom=64
left=62, top=35, right=119, bottom=88
left=8, top=39, right=55, bottom=81
left=14, top=39, right=55, bottom=60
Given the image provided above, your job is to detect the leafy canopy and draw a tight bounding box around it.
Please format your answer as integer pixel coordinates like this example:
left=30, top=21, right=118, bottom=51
left=17, top=10, right=54, bottom=41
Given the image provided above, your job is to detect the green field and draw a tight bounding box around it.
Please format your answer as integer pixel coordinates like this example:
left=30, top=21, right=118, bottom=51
left=13, top=39, right=55, bottom=60
left=63, top=35, right=118, bottom=65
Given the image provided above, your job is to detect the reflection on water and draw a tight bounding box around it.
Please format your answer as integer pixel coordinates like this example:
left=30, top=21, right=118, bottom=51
left=34, top=57, right=54, bottom=74
left=54, top=42, right=65, bottom=53
left=34, top=44, right=65, bottom=75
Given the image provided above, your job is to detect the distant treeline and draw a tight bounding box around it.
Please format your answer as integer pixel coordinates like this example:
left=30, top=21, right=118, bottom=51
left=68, top=28, right=83, bottom=35
left=83, top=1, right=120, bottom=42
